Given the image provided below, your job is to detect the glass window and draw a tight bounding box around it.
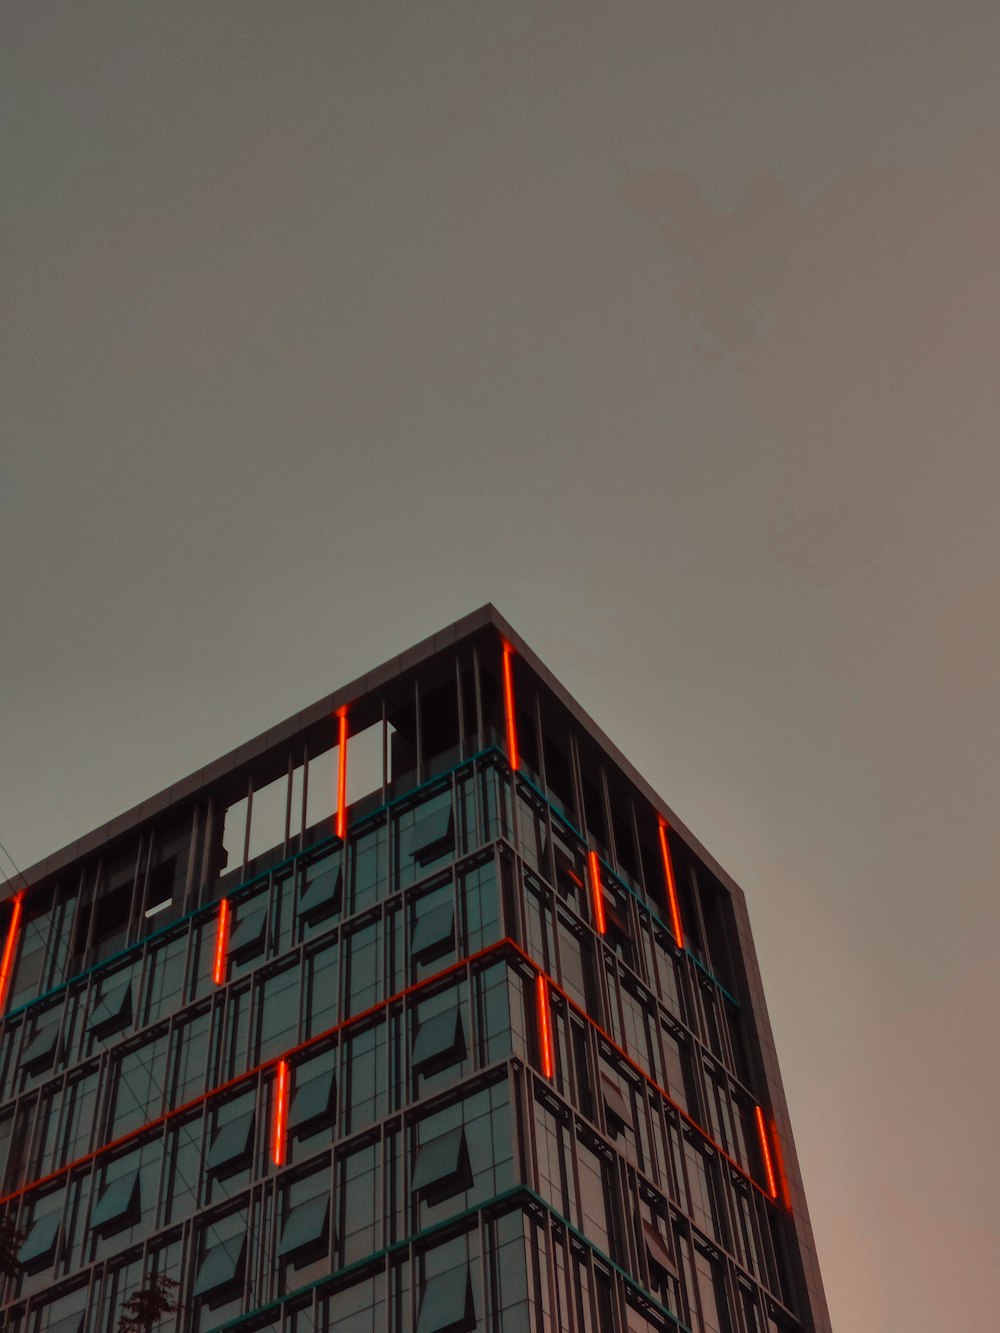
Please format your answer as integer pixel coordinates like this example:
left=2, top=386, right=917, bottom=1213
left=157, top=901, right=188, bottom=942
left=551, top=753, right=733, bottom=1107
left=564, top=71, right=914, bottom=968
left=600, top=1072, right=633, bottom=1135
left=256, top=965, right=300, bottom=1063
left=576, top=1140, right=611, bottom=1256
left=460, top=858, right=500, bottom=955
left=19, top=1205, right=62, bottom=1273
left=306, top=938, right=339, bottom=1038
left=290, top=1063, right=336, bottom=1141
left=278, top=1191, right=330, bottom=1265
left=345, top=921, right=380, bottom=1019
left=412, top=1006, right=464, bottom=1075
left=416, top=1265, right=474, bottom=1333
left=409, top=802, right=455, bottom=863
left=396, top=790, right=454, bottom=891
left=170, top=1006, right=210, bottom=1106
left=87, top=973, right=133, bottom=1039
left=339, top=1140, right=379, bottom=1266
left=694, top=1242, right=731, bottom=1333
left=206, top=1103, right=255, bottom=1181
left=193, top=1228, right=247, bottom=1308
left=56, top=1066, right=99, bottom=1169
left=228, top=898, right=268, bottom=966
left=350, top=820, right=388, bottom=916
left=110, top=1032, right=168, bottom=1137
left=411, top=1127, right=469, bottom=1201
left=19, top=1012, right=62, bottom=1079
left=411, top=896, right=455, bottom=967
left=26, top=1281, right=89, bottom=1333
left=142, top=931, right=188, bottom=1025
left=164, top=1111, right=204, bottom=1223
left=90, top=1161, right=141, bottom=1236
left=342, top=1022, right=387, bottom=1133
left=321, top=1271, right=386, bottom=1333
left=298, top=849, right=342, bottom=926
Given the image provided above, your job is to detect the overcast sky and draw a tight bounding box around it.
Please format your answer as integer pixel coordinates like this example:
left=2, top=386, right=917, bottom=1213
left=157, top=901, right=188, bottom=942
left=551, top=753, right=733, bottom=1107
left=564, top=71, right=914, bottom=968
left=3, top=4, right=999, bottom=1328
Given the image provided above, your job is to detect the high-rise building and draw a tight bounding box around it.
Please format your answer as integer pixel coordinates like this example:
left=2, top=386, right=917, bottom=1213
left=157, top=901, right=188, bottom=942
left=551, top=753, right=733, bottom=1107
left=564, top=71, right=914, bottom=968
left=0, top=606, right=829, bottom=1333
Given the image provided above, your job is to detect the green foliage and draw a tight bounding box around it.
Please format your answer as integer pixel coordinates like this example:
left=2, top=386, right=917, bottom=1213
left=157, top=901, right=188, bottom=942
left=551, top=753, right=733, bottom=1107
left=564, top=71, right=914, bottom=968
left=117, top=1273, right=180, bottom=1333
left=0, top=1212, right=25, bottom=1278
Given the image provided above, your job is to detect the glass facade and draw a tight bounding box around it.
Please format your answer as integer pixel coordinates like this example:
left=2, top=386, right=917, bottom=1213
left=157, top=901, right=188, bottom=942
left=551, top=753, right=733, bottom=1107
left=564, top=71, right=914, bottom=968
left=0, top=609, right=830, bottom=1333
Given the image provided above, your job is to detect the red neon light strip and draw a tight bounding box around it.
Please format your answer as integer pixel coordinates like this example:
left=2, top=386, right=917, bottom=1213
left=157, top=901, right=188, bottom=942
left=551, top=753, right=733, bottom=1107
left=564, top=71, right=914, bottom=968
left=536, top=973, right=555, bottom=1079
left=336, top=711, right=349, bottom=840
left=272, top=1059, right=290, bottom=1166
left=768, top=1110, right=792, bottom=1210
left=213, top=898, right=231, bottom=986
left=501, top=643, right=519, bottom=772
left=755, top=1105, right=778, bottom=1200
left=588, top=850, right=606, bottom=935
left=657, top=817, right=685, bottom=949
left=0, top=893, right=24, bottom=1012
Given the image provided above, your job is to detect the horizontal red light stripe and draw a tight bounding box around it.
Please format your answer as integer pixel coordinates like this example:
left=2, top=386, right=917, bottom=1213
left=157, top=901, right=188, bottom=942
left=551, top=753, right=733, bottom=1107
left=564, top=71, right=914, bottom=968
left=0, top=892, right=24, bottom=1013
left=755, top=1105, right=778, bottom=1200
left=0, top=938, right=514, bottom=1207
left=336, top=711, right=348, bottom=841
left=536, top=973, right=555, bottom=1079
left=502, top=643, right=519, bottom=772
left=1, top=934, right=780, bottom=1212
left=504, top=939, right=776, bottom=1205
left=213, top=898, right=230, bottom=986
left=588, top=850, right=606, bottom=935
left=272, top=1060, right=290, bottom=1166
left=657, top=817, right=684, bottom=949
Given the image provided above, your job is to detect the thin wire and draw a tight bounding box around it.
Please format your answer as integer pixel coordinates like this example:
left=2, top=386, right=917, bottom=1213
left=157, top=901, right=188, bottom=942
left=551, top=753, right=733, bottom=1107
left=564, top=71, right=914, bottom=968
left=0, top=837, right=29, bottom=892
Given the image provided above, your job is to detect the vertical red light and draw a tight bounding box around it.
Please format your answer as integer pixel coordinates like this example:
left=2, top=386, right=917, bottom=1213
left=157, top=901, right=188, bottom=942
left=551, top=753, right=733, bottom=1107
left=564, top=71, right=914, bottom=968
left=272, top=1059, right=290, bottom=1166
left=755, top=1105, right=778, bottom=1200
left=213, top=898, right=230, bottom=986
left=0, top=892, right=24, bottom=1013
left=536, top=972, right=555, bottom=1079
left=336, top=710, right=349, bottom=841
left=657, top=817, right=685, bottom=949
left=501, top=642, right=519, bottom=772
left=588, top=850, right=606, bottom=935
left=769, top=1111, right=792, bottom=1210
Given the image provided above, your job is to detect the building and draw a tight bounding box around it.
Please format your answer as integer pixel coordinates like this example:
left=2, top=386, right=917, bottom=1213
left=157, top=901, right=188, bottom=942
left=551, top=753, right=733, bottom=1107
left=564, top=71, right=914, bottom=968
left=0, top=605, right=830, bottom=1333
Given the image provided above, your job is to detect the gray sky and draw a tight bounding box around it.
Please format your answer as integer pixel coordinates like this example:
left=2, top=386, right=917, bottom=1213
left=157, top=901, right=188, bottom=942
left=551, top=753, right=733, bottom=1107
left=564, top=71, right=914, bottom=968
left=3, top=4, right=999, bottom=1327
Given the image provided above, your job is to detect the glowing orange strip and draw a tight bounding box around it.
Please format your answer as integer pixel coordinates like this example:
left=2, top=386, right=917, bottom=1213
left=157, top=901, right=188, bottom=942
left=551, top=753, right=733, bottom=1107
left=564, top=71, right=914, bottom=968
left=536, top=973, right=555, bottom=1079
left=588, top=850, right=606, bottom=935
left=0, top=893, right=24, bottom=1012
left=755, top=1105, right=778, bottom=1199
left=657, top=817, right=684, bottom=949
left=501, top=642, right=519, bottom=772
left=272, top=1059, right=290, bottom=1166
left=336, top=711, right=349, bottom=840
left=769, top=1111, right=792, bottom=1210
left=212, top=898, right=230, bottom=986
